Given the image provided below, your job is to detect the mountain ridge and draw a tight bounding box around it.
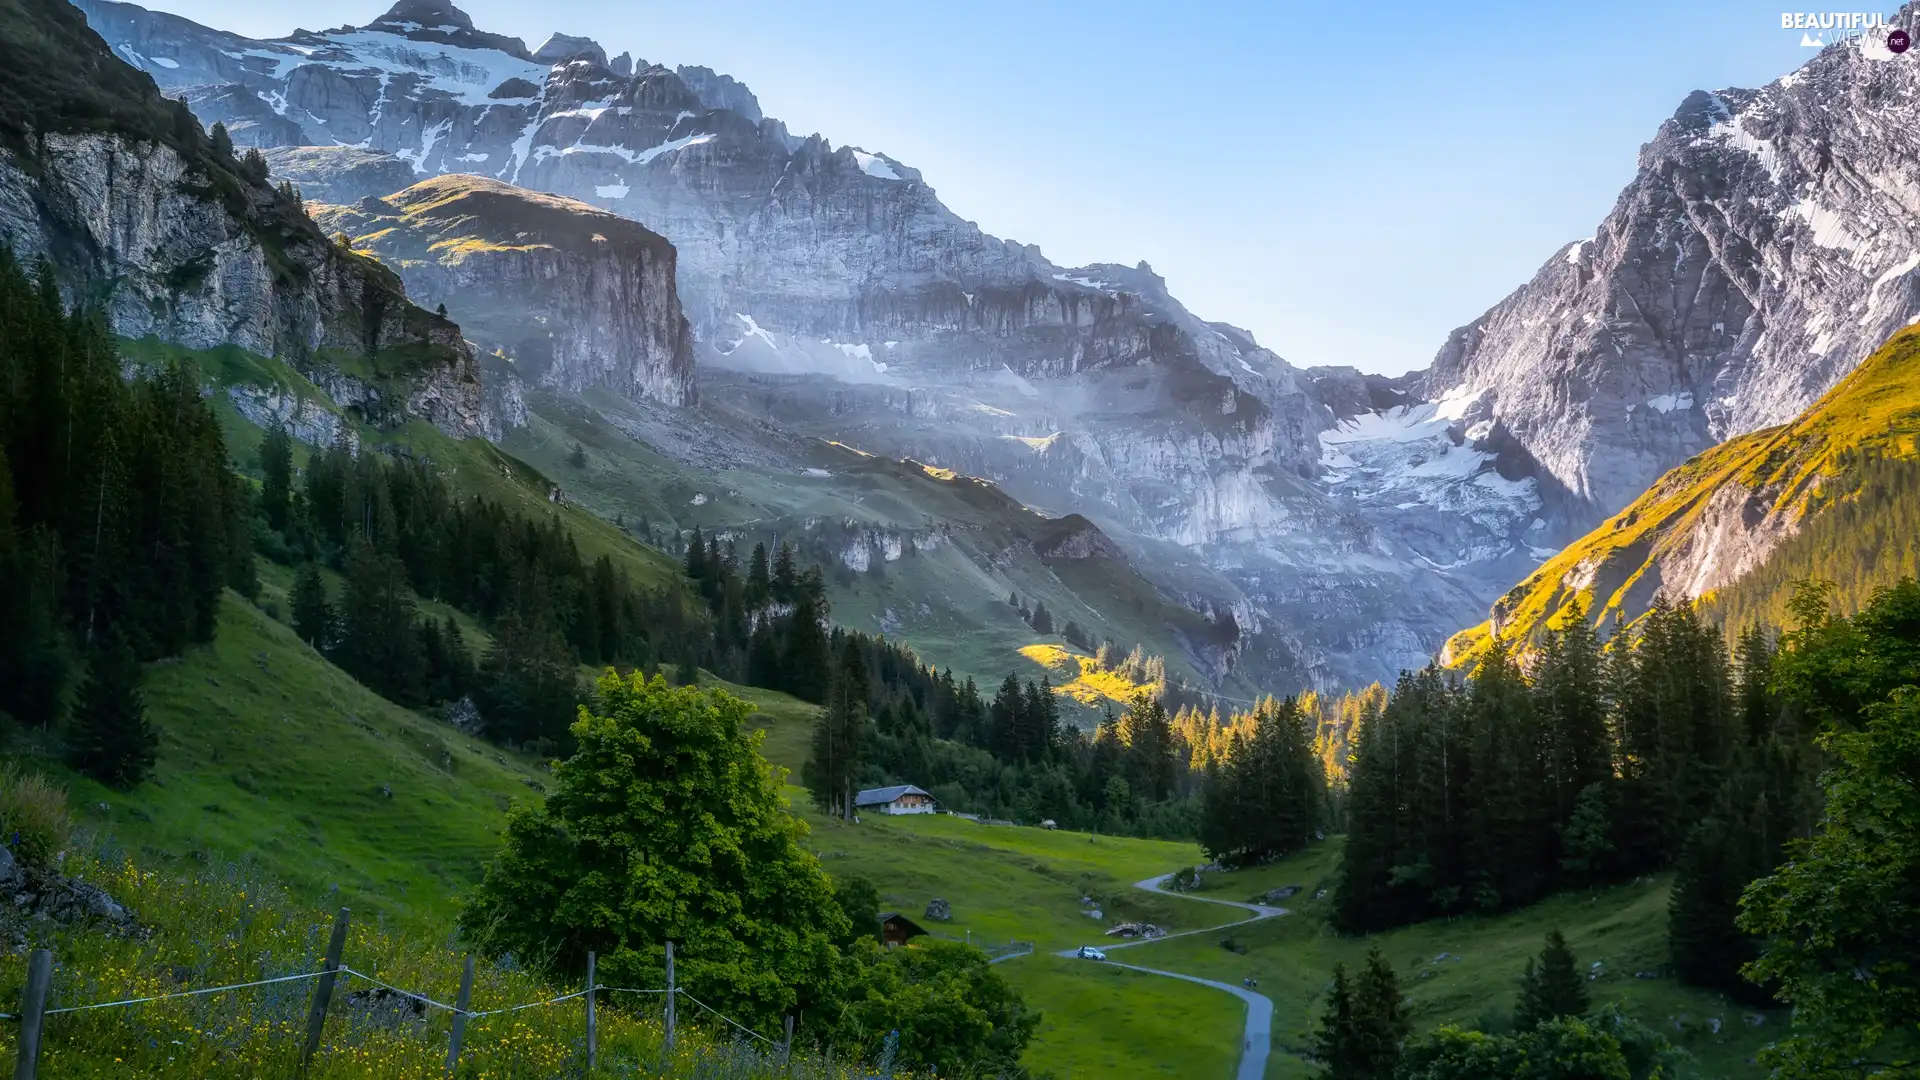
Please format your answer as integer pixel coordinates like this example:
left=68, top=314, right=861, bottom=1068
left=1420, top=8, right=1920, bottom=531
left=69, top=0, right=1920, bottom=691
left=1445, top=324, right=1920, bottom=664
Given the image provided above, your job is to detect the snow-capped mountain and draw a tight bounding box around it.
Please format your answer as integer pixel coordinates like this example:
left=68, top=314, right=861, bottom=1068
left=1423, top=11, right=1920, bottom=528
left=78, top=0, right=1531, bottom=687
left=82, top=0, right=1920, bottom=687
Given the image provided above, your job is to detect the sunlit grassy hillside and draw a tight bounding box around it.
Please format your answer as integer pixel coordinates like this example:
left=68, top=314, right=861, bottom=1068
left=1448, top=325, right=1920, bottom=663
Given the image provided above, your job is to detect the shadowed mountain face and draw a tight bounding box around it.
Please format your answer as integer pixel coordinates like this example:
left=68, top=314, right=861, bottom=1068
left=72, top=0, right=1920, bottom=688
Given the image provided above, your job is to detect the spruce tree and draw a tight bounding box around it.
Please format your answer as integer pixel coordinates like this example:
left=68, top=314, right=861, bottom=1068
left=1119, top=694, right=1177, bottom=803
left=781, top=570, right=831, bottom=703
left=684, top=524, right=708, bottom=582
left=805, top=667, right=868, bottom=819
left=1313, top=963, right=1362, bottom=1078
left=333, top=538, right=426, bottom=704
left=1515, top=929, right=1589, bottom=1029
left=1464, top=641, right=1550, bottom=911
left=1319, top=945, right=1411, bottom=1080
left=988, top=674, right=1023, bottom=758
left=67, top=631, right=158, bottom=788
left=473, top=607, right=580, bottom=748
left=746, top=542, right=770, bottom=605
left=1557, top=782, right=1616, bottom=885
left=770, top=541, right=797, bottom=602
left=260, top=422, right=294, bottom=533
left=291, top=562, right=332, bottom=649
left=1534, top=606, right=1611, bottom=830
left=0, top=448, right=70, bottom=726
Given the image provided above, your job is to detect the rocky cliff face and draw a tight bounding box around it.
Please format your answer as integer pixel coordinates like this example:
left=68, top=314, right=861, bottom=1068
left=0, top=0, right=492, bottom=439
left=1423, top=15, right=1920, bottom=529
left=88, top=0, right=1920, bottom=688
left=305, top=170, right=695, bottom=406
left=68, top=0, right=1549, bottom=688
left=0, top=135, right=492, bottom=438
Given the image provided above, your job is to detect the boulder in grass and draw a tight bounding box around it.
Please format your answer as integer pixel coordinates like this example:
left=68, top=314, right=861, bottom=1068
left=923, top=897, right=951, bottom=922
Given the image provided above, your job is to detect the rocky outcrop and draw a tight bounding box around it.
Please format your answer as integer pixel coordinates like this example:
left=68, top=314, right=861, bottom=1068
left=0, top=0, right=492, bottom=438
left=0, top=134, right=492, bottom=438
left=0, top=847, right=145, bottom=943
left=532, top=33, right=604, bottom=67
left=263, top=145, right=417, bottom=203
left=1034, top=515, right=1125, bottom=562
left=1421, top=17, right=1920, bottom=528
left=91, top=0, right=1920, bottom=689
left=309, top=172, right=695, bottom=406
left=74, top=0, right=1449, bottom=684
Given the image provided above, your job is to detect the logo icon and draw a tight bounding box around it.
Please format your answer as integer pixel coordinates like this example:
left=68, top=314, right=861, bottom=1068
left=1890, top=28, right=1912, bottom=52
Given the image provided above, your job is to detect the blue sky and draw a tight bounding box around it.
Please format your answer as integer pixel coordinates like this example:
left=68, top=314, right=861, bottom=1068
left=138, top=0, right=1822, bottom=374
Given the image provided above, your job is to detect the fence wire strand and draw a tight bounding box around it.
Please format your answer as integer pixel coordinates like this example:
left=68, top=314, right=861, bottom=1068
left=13, top=964, right=783, bottom=1052
left=41, top=970, right=328, bottom=1016
left=335, top=967, right=466, bottom=1014
left=463, top=987, right=594, bottom=1020
left=678, top=991, right=776, bottom=1045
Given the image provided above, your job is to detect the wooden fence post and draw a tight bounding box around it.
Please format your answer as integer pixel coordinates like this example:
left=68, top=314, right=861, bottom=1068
left=781, top=1014, right=795, bottom=1071
left=663, top=941, right=676, bottom=1056
left=444, top=953, right=475, bottom=1077
left=12, top=948, right=52, bottom=1080
left=301, top=907, right=350, bottom=1072
left=584, top=951, right=596, bottom=1073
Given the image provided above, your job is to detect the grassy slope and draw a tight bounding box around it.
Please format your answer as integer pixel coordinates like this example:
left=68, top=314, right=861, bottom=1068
left=510, top=391, right=1254, bottom=713
left=21, top=338, right=696, bottom=925
left=41, top=593, right=543, bottom=923
left=1019, top=642, right=1162, bottom=707
left=1135, top=844, right=1778, bottom=1079
left=1446, top=326, right=1920, bottom=664
left=131, top=335, right=684, bottom=592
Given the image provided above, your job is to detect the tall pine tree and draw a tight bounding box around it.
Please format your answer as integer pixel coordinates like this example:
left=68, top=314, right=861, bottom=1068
left=67, top=630, right=158, bottom=788
left=1514, top=929, right=1589, bottom=1029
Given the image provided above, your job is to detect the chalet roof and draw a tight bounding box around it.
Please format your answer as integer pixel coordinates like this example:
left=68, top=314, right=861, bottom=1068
left=855, top=784, right=933, bottom=807
left=877, top=912, right=929, bottom=937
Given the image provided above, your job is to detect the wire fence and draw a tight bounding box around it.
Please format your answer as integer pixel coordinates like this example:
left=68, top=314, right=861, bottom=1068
left=3, top=909, right=795, bottom=1079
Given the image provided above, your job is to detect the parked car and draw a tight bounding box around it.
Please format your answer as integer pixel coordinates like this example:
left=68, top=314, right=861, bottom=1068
left=1076, top=946, right=1107, bottom=961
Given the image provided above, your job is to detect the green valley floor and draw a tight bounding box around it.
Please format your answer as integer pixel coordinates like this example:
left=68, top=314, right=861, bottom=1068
left=28, top=592, right=1788, bottom=1080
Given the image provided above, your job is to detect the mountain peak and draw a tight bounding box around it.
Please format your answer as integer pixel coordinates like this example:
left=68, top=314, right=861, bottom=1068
left=533, top=32, right=606, bottom=67
left=364, top=0, right=531, bottom=59
left=371, top=0, right=474, bottom=31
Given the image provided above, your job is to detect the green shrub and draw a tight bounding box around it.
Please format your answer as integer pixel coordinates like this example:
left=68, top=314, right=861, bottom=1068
left=0, top=763, right=72, bottom=868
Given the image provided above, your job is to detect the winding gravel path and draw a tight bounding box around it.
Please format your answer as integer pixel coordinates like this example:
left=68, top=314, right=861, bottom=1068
left=1050, top=874, right=1286, bottom=1080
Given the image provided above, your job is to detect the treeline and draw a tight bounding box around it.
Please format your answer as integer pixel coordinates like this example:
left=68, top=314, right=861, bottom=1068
left=1324, top=578, right=1920, bottom=1074
left=1334, top=598, right=1818, bottom=960
left=1327, top=592, right=1837, bottom=1008
left=799, top=624, right=1202, bottom=837
left=1175, top=685, right=1377, bottom=833
left=265, top=431, right=708, bottom=749
left=1196, top=696, right=1325, bottom=866
left=1707, top=449, right=1920, bottom=632
left=0, top=250, right=253, bottom=785
left=1312, top=930, right=1688, bottom=1080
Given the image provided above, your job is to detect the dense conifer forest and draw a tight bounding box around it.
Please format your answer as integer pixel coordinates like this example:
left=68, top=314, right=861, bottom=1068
left=0, top=250, right=251, bottom=786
